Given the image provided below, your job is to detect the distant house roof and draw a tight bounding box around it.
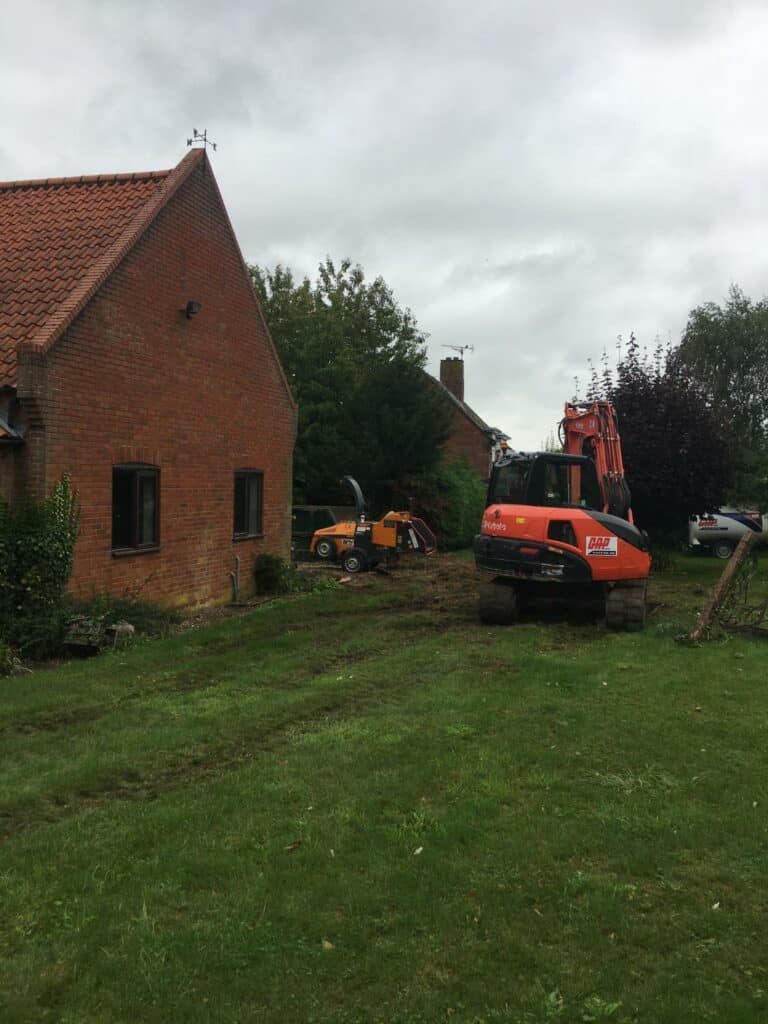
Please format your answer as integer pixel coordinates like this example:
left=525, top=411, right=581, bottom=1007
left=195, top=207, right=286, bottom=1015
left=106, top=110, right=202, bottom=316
left=432, top=377, right=509, bottom=441
left=0, top=148, right=204, bottom=389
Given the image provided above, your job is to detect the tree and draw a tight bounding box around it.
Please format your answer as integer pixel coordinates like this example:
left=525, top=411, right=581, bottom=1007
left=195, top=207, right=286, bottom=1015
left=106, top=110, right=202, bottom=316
left=679, top=285, right=768, bottom=502
left=394, top=458, right=487, bottom=550
left=589, top=335, right=735, bottom=535
left=679, top=285, right=768, bottom=441
left=250, top=259, right=452, bottom=505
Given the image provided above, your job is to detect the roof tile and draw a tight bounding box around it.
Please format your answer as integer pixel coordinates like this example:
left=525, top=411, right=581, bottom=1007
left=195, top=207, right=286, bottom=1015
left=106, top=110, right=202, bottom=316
left=0, top=151, right=202, bottom=388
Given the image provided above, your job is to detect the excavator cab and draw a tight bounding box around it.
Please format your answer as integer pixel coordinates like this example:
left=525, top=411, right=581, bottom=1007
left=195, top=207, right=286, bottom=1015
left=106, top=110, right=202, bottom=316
left=488, top=452, right=603, bottom=511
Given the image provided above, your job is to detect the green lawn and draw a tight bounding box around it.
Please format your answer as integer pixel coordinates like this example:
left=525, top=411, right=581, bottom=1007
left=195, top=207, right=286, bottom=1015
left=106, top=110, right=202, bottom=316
left=1, top=553, right=767, bottom=1023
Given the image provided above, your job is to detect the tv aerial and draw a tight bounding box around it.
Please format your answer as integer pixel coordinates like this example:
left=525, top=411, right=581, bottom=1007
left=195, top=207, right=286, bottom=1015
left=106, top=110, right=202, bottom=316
left=187, top=128, right=217, bottom=152
left=442, top=344, right=474, bottom=360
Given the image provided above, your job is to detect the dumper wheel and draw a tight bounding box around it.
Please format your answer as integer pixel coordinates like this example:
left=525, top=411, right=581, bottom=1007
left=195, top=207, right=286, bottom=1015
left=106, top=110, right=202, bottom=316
left=315, top=537, right=336, bottom=561
left=606, top=581, right=647, bottom=632
left=479, top=579, right=519, bottom=625
left=713, top=540, right=734, bottom=560
left=342, top=548, right=367, bottom=574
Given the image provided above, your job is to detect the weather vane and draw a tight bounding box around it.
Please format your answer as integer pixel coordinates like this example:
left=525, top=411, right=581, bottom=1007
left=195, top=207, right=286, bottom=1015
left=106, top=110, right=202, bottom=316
left=187, top=128, right=217, bottom=152
left=442, top=344, right=474, bottom=360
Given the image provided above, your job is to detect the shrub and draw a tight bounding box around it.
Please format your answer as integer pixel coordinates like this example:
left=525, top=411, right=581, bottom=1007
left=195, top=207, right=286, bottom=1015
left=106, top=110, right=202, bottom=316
left=649, top=542, right=676, bottom=574
left=0, top=475, right=80, bottom=657
left=254, top=554, right=340, bottom=596
left=65, top=595, right=179, bottom=641
left=0, top=639, right=16, bottom=677
left=254, top=553, right=295, bottom=595
left=398, top=459, right=486, bottom=550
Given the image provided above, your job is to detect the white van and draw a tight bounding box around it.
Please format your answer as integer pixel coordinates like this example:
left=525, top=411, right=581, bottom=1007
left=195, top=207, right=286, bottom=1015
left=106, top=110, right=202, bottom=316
left=688, top=507, right=767, bottom=558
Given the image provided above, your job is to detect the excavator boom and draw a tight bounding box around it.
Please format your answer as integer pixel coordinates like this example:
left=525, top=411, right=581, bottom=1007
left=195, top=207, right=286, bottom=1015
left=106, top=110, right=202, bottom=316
left=560, top=401, right=632, bottom=522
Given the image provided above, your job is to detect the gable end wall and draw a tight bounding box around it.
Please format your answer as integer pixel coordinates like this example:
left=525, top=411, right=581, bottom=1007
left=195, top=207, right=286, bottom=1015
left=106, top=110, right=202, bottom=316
left=443, top=409, right=491, bottom=479
left=16, top=160, right=296, bottom=606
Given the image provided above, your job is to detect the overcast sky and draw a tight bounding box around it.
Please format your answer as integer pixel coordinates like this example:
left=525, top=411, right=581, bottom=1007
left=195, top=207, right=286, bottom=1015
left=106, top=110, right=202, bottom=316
left=3, top=0, right=768, bottom=447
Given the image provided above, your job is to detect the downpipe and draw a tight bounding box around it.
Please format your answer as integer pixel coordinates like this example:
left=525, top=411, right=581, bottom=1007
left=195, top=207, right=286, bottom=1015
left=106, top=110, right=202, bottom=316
left=229, top=554, right=242, bottom=604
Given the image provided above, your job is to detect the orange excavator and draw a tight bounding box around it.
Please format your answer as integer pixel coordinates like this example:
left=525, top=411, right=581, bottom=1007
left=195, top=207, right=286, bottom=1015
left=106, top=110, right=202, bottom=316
left=310, top=476, right=437, bottom=573
left=474, top=400, right=650, bottom=630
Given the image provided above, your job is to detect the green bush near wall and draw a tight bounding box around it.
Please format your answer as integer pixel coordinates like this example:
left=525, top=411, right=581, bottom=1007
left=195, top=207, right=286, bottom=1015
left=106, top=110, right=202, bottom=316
left=0, top=475, right=80, bottom=657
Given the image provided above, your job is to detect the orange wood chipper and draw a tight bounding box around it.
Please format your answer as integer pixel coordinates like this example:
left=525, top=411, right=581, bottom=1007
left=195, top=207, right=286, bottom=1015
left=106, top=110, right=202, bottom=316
left=310, top=477, right=436, bottom=573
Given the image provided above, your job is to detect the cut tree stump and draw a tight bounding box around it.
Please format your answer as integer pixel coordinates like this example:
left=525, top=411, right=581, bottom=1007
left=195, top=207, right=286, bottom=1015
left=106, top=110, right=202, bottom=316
left=688, top=531, right=755, bottom=642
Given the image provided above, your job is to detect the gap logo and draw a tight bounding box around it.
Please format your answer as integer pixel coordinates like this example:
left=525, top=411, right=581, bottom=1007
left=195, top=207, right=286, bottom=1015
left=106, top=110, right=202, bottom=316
left=586, top=535, right=618, bottom=556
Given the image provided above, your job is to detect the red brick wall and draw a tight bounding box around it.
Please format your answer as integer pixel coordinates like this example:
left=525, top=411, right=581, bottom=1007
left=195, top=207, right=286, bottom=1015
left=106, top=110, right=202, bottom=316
left=0, top=449, right=15, bottom=500
left=442, top=409, right=492, bottom=480
left=14, top=161, right=296, bottom=607
left=440, top=357, right=464, bottom=402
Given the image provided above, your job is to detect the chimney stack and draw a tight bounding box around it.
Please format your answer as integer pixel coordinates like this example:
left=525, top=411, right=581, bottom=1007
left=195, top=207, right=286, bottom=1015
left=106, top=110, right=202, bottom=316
left=440, top=357, right=464, bottom=402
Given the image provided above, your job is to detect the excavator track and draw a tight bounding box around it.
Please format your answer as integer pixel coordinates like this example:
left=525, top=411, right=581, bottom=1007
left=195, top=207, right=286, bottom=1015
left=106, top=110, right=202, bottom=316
left=605, top=580, right=647, bottom=632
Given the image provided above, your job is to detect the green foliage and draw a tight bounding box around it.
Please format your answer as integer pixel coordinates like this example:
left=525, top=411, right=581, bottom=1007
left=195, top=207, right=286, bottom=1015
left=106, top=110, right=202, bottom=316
left=250, top=259, right=452, bottom=505
left=301, top=572, right=340, bottom=594
left=66, top=594, right=179, bottom=639
left=586, top=336, right=735, bottom=535
left=399, top=458, right=486, bottom=549
left=254, top=553, right=339, bottom=596
left=254, top=553, right=295, bottom=595
left=0, top=475, right=80, bottom=656
left=680, top=284, right=768, bottom=442
left=648, top=539, right=677, bottom=574
left=679, top=285, right=768, bottom=504
left=0, top=639, right=15, bottom=677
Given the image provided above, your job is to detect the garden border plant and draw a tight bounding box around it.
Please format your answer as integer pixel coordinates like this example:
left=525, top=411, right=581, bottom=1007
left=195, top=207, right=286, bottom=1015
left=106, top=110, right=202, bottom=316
left=254, top=552, right=340, bottom=596
left=0, top=474, right=80, bottom=659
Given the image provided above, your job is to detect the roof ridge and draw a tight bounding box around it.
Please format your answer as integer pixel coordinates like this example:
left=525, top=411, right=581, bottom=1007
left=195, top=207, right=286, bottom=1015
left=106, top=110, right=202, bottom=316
left=16, top=149, right=205, bottom=364
left=431, top=375, right=494, bottom=434
left=0, top=168, right=171, bottom=191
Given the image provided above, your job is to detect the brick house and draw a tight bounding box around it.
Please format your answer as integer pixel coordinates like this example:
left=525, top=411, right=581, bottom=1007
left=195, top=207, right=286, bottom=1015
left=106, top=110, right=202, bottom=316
left=435, top=357, right=508, bottom=479
left=0, top=149, right=297, bottom=606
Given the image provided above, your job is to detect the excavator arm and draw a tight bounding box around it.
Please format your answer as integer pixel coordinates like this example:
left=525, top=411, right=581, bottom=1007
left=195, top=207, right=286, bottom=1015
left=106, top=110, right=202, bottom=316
left=560, top=401, right=633, bottom=522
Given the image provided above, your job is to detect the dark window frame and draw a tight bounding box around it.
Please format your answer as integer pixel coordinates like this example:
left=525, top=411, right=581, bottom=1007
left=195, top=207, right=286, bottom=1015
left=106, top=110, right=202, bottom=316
left=233, top=469, right=264, bottom=540
left=112, top=464, right=160, bottom=555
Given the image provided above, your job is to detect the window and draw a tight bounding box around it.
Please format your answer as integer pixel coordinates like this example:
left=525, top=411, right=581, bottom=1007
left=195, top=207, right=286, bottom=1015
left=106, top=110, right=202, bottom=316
left=542, top=462, right=565, bottom=506
left=490, top=456, right=603, bottom=510
left=528, top=458, right=602, bottom=510
left=234, top=471, right=263, bottom=538
left=489, top=462, right=529, bottom=505
left=112, top=465, right=159, bottom=552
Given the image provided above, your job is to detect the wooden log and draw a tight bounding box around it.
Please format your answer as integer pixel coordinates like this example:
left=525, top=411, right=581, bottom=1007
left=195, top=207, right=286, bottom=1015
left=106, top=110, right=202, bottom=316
left=689, top=531, right=755, bottom=642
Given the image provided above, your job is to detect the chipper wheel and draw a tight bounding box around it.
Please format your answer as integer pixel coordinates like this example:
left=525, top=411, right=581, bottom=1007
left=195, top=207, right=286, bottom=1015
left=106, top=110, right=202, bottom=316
left=605, top=580, right=647, bottom=632
left=341, top=548, right=368, bottom=574
left=479, top=579, right=519, bottom=625
left=314, top=537, right=336, bottom=561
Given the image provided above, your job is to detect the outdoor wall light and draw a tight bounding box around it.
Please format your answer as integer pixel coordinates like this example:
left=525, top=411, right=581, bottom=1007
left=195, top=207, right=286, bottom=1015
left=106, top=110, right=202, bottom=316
left=185, top=300, right=202, bottom=319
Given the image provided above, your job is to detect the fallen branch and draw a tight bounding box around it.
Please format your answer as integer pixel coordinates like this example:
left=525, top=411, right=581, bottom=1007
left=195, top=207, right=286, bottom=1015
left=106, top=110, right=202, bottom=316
left=688, top=531, right=755, bottom=642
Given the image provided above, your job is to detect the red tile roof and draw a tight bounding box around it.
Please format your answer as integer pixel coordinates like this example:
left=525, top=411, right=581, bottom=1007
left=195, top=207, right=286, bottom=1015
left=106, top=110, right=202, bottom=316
left=0, top=149, right=203, bottom=388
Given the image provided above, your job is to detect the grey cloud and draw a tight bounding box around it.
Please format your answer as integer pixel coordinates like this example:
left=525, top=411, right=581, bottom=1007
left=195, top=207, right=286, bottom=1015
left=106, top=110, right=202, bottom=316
left=3, top=0, right=768, bottom=444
